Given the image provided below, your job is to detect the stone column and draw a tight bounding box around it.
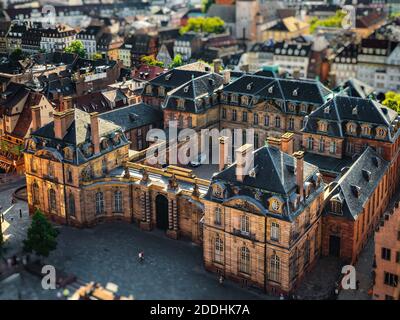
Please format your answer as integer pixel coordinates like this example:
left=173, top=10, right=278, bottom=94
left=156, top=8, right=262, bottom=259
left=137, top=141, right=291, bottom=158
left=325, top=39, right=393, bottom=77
left=145, top=192, right=151, bottom=223
left=166, top=197, right=178, bottom=239
left=140, top=190, right=151, bottom=231
left=173, top=200, right=178, bottom=231
left=168, top=198, right=173, bottom=230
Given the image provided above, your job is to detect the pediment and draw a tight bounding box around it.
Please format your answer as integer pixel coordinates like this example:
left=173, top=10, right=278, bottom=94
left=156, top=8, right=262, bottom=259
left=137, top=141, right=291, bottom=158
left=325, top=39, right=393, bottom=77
left=223, top=196, right=264, bottom=214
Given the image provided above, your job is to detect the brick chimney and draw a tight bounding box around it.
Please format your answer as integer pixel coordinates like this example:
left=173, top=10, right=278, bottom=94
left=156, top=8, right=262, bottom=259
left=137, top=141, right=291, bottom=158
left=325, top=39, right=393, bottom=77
left=293, top=151, right=304, bottom=200
left=31, top=105, right=41, bottom=132
left=54, top=109, right=75, bottom=140
left=267, top=136, right=281, bottom=149
left=235, top=143, right=254, bottom=182
left=90, top=112, right=100, bottom=154
left=213, top=59, right=222, bottom=74
left=281, top=132, right=294, bottom=155
left=218, top=136, right=229, bottom=171
left=222, top=69, right=231, bottom=85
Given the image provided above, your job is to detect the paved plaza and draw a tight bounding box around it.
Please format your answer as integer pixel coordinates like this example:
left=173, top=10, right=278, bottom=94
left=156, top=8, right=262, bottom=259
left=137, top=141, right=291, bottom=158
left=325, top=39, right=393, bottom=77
left=0, top=174, right=375, bottom=300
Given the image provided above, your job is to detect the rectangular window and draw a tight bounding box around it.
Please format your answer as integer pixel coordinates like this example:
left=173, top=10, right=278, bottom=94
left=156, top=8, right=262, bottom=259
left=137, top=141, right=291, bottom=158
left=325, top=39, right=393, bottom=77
left=384, top=272, right=398, bottom=287
left=382, top=248, right=391, bottom=261
left=242, top=111, right=247, bottom=122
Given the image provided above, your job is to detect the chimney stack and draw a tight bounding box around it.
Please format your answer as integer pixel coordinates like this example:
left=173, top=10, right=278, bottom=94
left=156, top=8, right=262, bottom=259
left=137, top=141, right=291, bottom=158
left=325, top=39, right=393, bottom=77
left=293, top=151, right=304, bottom=200
left=54, top=109, right=75, bottom=140
left=90, top=112, right=100, bottom=154
left=235, top=143, right=254, bottom=182
left=31, top=105, right=41, bottom=132
left=213, top=59, right=222, bottom=74
left=267, top=136, right=281, bottom=150
left=281, top=132, right=294, bottom=155
left=218, top=136, right=229, bottom=172
left=222, top=69, right=231, bottom=85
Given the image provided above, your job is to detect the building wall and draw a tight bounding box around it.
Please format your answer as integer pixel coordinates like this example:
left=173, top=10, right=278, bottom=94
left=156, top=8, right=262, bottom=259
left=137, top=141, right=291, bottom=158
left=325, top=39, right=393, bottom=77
left=373, top=202, right=400, bottom=300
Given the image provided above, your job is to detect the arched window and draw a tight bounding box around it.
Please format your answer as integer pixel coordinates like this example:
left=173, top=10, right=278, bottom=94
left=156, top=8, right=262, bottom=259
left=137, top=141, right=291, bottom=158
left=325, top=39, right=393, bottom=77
left=48, top=188, right=56, bottom=212
left=32, top=182, right=40, bottom=204
left=269, top=254, right=280, bottom=282
left=240, top=215, right=250, bottom=234
left=48, top=162, right=54, bottom=178
left=264, top=115, right=270, bottom=126
left=271, top=222, right=280, bottom=242
left=214, top=207, right=222, bottom=225
left=239, top=247, right=250, bottom=274
left=214, top=236, right=224, bottom=263
left=319, top=139, right=325, bottom=152
left=307, top=137, right=314, bottom=150
left=68, top=193, right=75, bottom=217
left=114, top=190, right=123, bottom=213
left=95, top=192, right=104, bottom=215
left=30, top=157, right=36, bottom=173
left=253, top=113, right=259, bottom=125
left=329, top=141, right=336, bottom=154
left=275, top=116, right=281, bottom=128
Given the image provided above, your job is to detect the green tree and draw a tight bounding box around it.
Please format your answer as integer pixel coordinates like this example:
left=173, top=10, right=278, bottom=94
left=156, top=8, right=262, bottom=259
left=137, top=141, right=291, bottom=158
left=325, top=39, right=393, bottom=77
left=169, top=54, right=183, bottom=68
left=382, top=91, right=400, bottom=112
left=180, top=17, right=225, bottom=35
left=141, top=55, right=164, bottom=67
left=201, top=0, right=214, bottom=13
left=23, top=210, right=59, bottom=259
left=92, top=52, right=103, bottom=60
left=64, top=40, right=86, bottom=58
left=310, top=10, right=346, bottom=33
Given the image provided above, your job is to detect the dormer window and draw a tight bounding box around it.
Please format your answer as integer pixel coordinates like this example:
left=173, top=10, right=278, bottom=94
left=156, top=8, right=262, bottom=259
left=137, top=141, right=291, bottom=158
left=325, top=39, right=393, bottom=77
left=293, top=88, right=298, bottom=96
left=246, top=82, right=253, bottom=90
left=376, top=127, right=387, bottom=139
left=158, top=86, right=165, bottom=97
left=231, top=94, right=238, bottom=103
left=330, top=198, right=342, bottom=215
left=301, top=104, right=307, bottom=113
left=361, top=125, right=371, bottom=136
left=324, top=106, right=330, bottom=114
left=241, top=95, right=249, bottom=106
left=347, top=122, right=357, bottom=135
left=318, top=121, right=328, bottom=132
left=183, top=86, right=189, bottom=93
left=145, top=85, right=152, bottom=94
left=288, top=103, right=295, bottom=112
left=212, top=183, right=224, bottom=199
left=268, top=86, right=274, bottom=94
left=177, top=98, right=185, bottom=110
left=352, top=106, right=358, bottom=115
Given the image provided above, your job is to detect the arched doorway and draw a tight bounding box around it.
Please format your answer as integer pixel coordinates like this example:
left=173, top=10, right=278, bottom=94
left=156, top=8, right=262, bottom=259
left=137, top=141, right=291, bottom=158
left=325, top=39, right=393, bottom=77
left=156, top=194, right=169, bottom=230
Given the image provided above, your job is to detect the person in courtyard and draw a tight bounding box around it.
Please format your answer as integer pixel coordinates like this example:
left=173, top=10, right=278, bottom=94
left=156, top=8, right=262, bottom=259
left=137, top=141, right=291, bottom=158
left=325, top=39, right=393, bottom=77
left=138, top=250, right=144, bottom=262
left=218, top=275, right=224, bottom=285
left=279, top=293, right=285, bottom=300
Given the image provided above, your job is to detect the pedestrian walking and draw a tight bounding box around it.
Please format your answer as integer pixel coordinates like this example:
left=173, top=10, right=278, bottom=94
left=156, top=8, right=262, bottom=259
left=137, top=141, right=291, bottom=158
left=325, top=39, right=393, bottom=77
left=19, top=209, right=22, bottom=219
left=138, top=250, right=144, bottom=262
left=279, top=293, right=285, bottom=300
left=63, top=288, right=70, bottom=299
left=218, top=275, right=224, bottom=285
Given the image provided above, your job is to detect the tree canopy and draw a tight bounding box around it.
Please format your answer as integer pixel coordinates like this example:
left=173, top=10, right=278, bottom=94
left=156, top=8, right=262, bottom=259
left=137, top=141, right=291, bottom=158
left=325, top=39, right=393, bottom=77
left=310, top=10, right=346, bottom=33
left=180, top=17, right=225, bottom=35
left=169, top=54, right=183, bottom=69
left=141, top=55, right=164, bottom=67
left=23, top=209, right=59, bottom=258
left=382, top=91, right=400, bottom=112
left=64, top=40, right=86, bottom=58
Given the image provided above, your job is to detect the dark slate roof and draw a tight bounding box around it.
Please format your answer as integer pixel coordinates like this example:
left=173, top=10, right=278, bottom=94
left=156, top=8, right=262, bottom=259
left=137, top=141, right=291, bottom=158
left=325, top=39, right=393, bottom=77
left=205, top=145, right=323, bottom=220
left=334, top=42, right=359, bottom=61
left=324, top=147, right=388, bottom=220
left=34, top=108, right=121, bottom=145
left=303, top=95, right=399, bottom=141
left=99, top=103, right=163, bottom=132
left=338, top=78, right=375, bottom=99
left=273, top=41, right=312, bottom=57
left=222, top=75, right=332, bottom=106
left=164, top=73, right=224, bottom=113
left=148, top=69, right=207, bottom=89
left=253, top=69, right=278, bottom=78
left=304, top=153, right=355, bottom=176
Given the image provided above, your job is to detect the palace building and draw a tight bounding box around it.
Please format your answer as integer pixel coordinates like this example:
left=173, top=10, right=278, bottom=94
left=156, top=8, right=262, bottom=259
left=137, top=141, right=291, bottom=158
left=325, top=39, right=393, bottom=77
left=23, top=63, right=400, bottom=295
